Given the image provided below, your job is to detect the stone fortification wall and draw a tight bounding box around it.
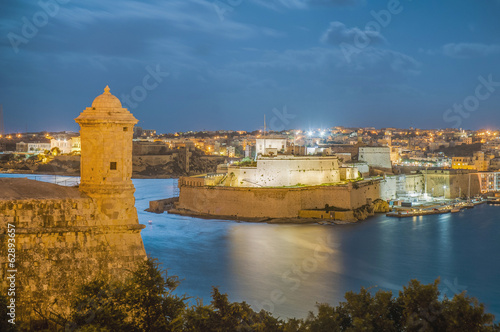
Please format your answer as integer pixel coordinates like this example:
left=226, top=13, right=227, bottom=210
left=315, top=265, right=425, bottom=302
left=176, top=181, right=381, bottom=219
left=0, top=194, right=146, bottom=321
left=405, top=174, right=425, bottom=193
left=377, top=174, right=425, bottom=200
left=359, top=147, right=392, bottom=169
left=228, top=156, right=341, bottom=187
left=424, top=170, right=481, bottom=198
left=0, top=86, right=148, bottom=327
left=379, top=176, right=398, bottom=200
left=134, top=154, right=175, bottom=166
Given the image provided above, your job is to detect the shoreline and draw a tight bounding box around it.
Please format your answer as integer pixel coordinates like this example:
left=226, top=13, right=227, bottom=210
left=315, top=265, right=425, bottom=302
left=0, top=169, right=180, bottom=180
left=164, top=208, right=361, bottom=225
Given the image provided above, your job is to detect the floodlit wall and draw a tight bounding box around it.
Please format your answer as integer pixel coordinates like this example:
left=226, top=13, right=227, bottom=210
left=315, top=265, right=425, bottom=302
left=177, top=181, right=382, bottom=219
left=0, top=197, right=146, bottom=321
left=405, top=174, right=425, bottom=193
left=359, top=147, right=392, bottom=169
left=256, top=138, right=287, bottom=156
left=340, top=167, right=358, bottom=181
left=228, top=156, right=342, bottom=187
left=379, top=176, right=398, bottom=200
left=423, top=170, right=481, bottom=198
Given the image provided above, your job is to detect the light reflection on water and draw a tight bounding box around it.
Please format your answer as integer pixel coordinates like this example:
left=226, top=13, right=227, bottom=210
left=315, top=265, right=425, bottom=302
left=133, top=178, right=500, bottom=320
left=2, top=174, right=499, bottom=320
left=227, top=225, right=342, bottom=317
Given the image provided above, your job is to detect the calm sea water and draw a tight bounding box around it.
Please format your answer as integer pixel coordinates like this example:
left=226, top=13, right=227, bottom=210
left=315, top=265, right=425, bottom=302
left=3, top=174, right=500, bottom=320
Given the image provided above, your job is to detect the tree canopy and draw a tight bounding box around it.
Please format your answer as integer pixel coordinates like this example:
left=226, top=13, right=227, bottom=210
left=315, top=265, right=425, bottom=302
left=4, top=257, right=498, bottom=331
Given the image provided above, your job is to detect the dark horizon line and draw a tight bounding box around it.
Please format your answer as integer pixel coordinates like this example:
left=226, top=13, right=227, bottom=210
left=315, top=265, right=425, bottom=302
left=1, top=126, right=499, bottom=137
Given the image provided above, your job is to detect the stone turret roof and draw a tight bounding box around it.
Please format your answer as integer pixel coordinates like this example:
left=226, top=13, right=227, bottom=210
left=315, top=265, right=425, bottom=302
left=0, top=178, right=85, bottom=200
left=91, top=85, right=122, bottom=109
left=75, top=85, right=138, bottom=125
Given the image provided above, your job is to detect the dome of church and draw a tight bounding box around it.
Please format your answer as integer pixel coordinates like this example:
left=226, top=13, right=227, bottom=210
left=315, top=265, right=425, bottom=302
left=91, top=85, right=122, bottom=109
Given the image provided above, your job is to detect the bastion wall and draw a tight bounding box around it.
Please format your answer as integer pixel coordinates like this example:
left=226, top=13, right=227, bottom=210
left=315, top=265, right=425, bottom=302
left=0, top=191, right=146, bottom=321
left=228, top=156, right=343, bottom=187
left=0, top=86, right=148, bottom=326
left=358, top=147, right=392, bottom=169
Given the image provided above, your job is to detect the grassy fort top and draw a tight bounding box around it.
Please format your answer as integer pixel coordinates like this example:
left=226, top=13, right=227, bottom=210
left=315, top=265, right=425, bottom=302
left=0, top=178, right=85, bottom=200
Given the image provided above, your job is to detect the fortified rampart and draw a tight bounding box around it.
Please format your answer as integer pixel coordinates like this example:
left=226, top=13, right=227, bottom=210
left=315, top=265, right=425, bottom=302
left=175, top=180, right=381, bottom=219
left=423, top=169, right=481, bottom=198
left=226, top=156, right=355, bottom=187
left=174, top=169, right=483, bottom=222
left=359, top=146, right=392, bottom=170
left=0, top=179, right=146, bottom=321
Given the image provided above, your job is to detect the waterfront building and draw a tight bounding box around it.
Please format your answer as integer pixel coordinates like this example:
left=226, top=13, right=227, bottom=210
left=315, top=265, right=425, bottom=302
left=256, top=136, right=287, bottom=156
left=228, top=155, right=350, bottom=187
left=50, top=138, right=72, bottom=154
left=71, top=136, right=81, bottom=153
left=389, top=146, right=402, bottom=164
left=422, top=169, right=481, bottom=199
left=472, top=151, right=491, bottom=171
left=478, top=172, right=500, bottom=193
left=490, top=158, right=500, bottom=171
left=142, top=129, right=157, bottom=137
left=452, top=151, right=492, bottom=171
left=179, top=155, right=359, bottom=188
left=452, top=156, right=475, bottom=170
left=358, top=146, right=392, bottom=169
left=15, top=141, right=51, bottom=154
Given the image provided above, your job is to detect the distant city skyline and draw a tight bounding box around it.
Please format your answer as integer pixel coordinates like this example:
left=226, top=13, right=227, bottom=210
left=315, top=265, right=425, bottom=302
left=1, top=0, right=499, bottom=133
left=1, top=125, right=499, bottom=137
left=0, top=104, right=4, bottom=135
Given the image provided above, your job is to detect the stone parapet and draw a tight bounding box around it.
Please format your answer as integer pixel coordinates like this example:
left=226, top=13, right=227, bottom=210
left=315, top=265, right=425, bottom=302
left=0, top=195, right=146, bottom=322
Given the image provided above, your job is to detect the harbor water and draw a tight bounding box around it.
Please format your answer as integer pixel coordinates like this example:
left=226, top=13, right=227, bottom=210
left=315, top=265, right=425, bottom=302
left=3, top=174, right=500, bottom=320
left=136, top=178, right=500, bottom=320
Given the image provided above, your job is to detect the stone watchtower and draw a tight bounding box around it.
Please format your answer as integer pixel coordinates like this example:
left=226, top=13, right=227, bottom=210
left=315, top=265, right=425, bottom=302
left=0, top=86, right=146, bottom=325
left=75, top=85, right=139, bottom=224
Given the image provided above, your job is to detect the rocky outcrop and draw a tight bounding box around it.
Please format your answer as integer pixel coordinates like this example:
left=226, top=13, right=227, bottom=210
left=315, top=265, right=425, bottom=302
left=352, top=204, right=375, bottom=221
left=373, top=199, right=391, bottom=213
left=0, top=150, right=225, bottom=178
left=147, top=197, right=179, bottom=213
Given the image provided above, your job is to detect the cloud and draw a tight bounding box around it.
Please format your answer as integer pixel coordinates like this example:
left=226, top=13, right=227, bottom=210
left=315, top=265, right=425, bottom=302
left=53, top=0, right=259, bottom=40
left=337, top=48, right=421, bottom=76
left=309, top=0, right=362, bottom=6
left=441, top=43, right=500, bottom=58
left=0, top=0, right=285, bottom=73
left=250, top=0, right=361, bottom=10
left=321, top=21, right=386, bottom=46
left=0, top=0, right=278, bottom=55
left=229, top=46, right=420, bottom=79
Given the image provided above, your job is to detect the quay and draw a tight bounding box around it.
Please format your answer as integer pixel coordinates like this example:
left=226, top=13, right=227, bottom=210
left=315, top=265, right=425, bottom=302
left=386, top=199, right=487, bottom=218
left=387, top=209, right=451, bottom=218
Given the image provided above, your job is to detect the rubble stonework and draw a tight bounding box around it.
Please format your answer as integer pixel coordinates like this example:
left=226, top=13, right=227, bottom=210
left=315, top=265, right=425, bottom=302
left=0, top=86, right=146, bottom=323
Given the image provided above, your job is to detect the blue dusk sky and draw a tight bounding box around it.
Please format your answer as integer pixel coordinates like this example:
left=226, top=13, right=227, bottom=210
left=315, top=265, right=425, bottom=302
left=1, top=0, right=499, bottom=133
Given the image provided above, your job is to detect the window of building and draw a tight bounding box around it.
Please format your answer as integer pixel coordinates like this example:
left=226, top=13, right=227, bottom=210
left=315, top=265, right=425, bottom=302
left=123, top=127, right=128, bottom=131
left=110, top=162, right=117, bottom=170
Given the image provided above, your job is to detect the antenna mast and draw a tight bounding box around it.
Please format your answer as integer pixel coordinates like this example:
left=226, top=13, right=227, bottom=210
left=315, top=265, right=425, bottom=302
left=263, top=114, right=266, bottom=156
left=0, top=104, right=4, bottom=135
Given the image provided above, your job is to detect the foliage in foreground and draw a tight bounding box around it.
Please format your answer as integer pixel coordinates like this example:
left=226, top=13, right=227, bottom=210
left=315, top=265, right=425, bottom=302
left=66, top=258, right=499, bottom=332
left=3, top=257, right=499, bottom=331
